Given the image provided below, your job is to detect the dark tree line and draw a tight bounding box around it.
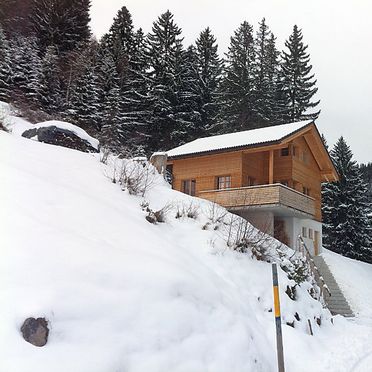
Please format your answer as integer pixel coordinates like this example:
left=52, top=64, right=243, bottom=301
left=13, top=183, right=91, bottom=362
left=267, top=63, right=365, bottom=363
left=322, top=137, right=372, bottom=263
left=0, top=2, right=320, bottom=155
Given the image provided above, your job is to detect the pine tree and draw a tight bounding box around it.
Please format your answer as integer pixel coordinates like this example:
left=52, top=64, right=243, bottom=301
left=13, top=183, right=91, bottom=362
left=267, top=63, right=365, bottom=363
left=9, top=36, right=42, bottom=107
left=68, top=62, right=100, bottom=134
left=218, top=21, right=258, bottom=133
left=194, top=27, right=222, bottom=134
left=119, top=28, right=152, bottom=154
left=254, top=19, right=280, bottom=125
left=322, top=137, right=372, bottom=263
left=100, top=5, right=136, bottom=85
left=279, top=25, right=320, bottom=122
left=31, top=0, right=91, bottom=54
left=95, top=46, right=129, bottom=153
left=39, top=45, right=63, bottom=114
left=0, top=26, right=12, bottom=102
left=146, top=10, right=185, bottom=152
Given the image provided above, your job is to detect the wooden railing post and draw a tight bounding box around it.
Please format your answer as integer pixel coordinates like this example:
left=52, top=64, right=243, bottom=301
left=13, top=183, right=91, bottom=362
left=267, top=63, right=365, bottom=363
left=269, top=150, right=274, bottom=184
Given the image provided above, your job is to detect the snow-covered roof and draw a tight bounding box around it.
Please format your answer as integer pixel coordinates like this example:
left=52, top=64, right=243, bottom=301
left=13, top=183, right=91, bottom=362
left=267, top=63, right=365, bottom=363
left=167, top=120, right=313, bottom=158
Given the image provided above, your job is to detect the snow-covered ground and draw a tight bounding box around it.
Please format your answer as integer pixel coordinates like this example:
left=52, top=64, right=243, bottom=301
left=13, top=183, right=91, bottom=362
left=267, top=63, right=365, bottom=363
left=323, top=249, right=372, bottom=322
left=1, top=107, right=372, bottom=371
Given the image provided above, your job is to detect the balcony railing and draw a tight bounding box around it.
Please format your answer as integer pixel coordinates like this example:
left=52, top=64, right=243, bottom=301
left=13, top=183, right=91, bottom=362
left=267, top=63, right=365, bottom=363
left=199, top=183, right=315, bottom=217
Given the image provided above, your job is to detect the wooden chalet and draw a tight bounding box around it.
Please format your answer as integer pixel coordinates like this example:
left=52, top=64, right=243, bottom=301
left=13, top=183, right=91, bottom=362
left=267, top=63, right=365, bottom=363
left=165, top=121, right=338, bottom=255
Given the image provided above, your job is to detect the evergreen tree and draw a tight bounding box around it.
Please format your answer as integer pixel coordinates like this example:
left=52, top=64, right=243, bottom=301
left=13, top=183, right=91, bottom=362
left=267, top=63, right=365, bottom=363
left=9, top=36, right=42, bottom=107
left=146, top=10, right=185, bottom=152
left=218, top=21, right=258, bottom=133
left=279, top=25, right=320, bottom=122
left=0, top=26, right=12, bottom=101
left=39, top=45, right=63, bottom=114
left=322, top=137, right=372, bottom=263
left=101, top=5, right=135, bottom=84
left=68, top=61, right=100, bottom=133
left=95, top=46, right=129, bottom=153
left=119, top=28, right=151, bottom=154
left=31, top=0, right=91, bottom=54
left=254, top=19, right=280, bottom=125
left=194, top=27, right=222, bottom=134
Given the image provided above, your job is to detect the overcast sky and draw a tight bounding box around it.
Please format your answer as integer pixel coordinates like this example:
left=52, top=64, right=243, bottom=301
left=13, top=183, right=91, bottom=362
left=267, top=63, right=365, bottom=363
left=90, top=0, right=371, bottom=163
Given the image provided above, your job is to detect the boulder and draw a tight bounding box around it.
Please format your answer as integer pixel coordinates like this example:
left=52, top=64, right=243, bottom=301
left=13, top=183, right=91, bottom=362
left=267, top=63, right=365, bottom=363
left=22, top=126, right=98, bottom=153
left=20, top=317, right=49, bottom=347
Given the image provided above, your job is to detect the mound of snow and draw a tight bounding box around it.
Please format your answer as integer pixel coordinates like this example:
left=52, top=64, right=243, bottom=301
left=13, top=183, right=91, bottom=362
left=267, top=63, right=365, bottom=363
left=28, top=120, right=99, bottom=150
left=1, top=130, right=371, bottom=372
left=0, top=101, right=98, bottom=150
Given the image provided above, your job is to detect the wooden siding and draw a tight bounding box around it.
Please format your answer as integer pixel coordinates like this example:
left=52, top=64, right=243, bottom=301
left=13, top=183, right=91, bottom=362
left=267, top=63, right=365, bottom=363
left=291, top=136, right=322, bottom=221
left=171, top=151, right=243, bottom=195
left=199, top=184, right=315, bottom=217
left=168, top=127, right=333, bottom=222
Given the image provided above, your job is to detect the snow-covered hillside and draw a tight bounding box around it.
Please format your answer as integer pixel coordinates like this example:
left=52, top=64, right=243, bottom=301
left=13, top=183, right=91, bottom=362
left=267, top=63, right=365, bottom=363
left=1, top=113, right=372, bottom=371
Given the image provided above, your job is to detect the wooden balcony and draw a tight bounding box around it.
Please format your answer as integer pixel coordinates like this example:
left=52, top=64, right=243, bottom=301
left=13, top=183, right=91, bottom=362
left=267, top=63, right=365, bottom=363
left=199, top=183, right=315, bottom=217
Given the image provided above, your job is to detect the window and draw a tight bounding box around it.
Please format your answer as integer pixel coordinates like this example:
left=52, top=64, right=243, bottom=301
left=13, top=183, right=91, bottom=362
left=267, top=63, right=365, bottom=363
left=309, top=228, right=314, bottom=239
left=281, top=147, right=290, bottom=156
left=247, top=176, right=255, bottom=186
left=217, top=176, right=231, bottom=189
left=182, top=179, right=196, bottom=196
left=303, top=186, right=310, bottom=196
left=302, top=227, right=307, bottom=238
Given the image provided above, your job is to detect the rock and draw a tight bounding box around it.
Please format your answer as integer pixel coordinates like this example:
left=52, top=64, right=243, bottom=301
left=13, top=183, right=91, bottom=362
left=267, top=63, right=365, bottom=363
left=22, top=126, right=98, bottom=153
left=20, top=317, right=49, bottom=347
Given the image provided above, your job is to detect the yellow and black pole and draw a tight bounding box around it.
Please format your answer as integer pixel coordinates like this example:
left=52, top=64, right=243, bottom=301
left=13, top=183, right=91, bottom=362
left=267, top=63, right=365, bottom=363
left=272, top=263, right=285, bottom=372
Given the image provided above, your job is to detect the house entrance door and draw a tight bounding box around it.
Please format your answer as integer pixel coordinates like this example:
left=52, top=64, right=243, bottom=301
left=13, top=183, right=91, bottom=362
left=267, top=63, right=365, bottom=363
left=274, top=218, right=289, bottom=247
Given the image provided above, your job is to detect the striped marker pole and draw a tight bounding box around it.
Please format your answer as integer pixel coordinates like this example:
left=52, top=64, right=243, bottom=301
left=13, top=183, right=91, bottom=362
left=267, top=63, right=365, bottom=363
left=272, top=263, right=285, bottom=372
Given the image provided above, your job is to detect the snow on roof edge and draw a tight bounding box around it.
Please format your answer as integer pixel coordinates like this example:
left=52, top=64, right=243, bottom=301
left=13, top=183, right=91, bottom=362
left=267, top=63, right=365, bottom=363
left=167, top=120, right=314, bottom=158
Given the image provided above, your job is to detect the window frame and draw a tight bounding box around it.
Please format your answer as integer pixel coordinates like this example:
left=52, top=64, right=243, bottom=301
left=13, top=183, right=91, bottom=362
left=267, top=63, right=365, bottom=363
left=182, top=179, right=196, bottom=196
left=216, top=175, right=232, bottom=190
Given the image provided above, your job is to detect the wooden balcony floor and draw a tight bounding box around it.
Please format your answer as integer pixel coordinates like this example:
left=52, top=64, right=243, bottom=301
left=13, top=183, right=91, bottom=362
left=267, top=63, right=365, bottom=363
left=199, top=183, right=315, bottom=217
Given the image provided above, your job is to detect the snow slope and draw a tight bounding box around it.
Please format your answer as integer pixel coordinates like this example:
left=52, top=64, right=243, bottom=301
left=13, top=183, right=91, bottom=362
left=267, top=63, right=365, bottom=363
left=323, top=249, right=372, bottom=321
left=1, top=126, right=372, bottom=372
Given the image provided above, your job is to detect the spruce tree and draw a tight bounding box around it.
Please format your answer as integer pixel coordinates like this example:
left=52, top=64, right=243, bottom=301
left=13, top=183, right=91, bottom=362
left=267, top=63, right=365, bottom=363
left=146, top=10, right=184, bottom=152
left=254, top=19, right=280, bottom=125
left=119, top=28, right=151, bottom=154
left=218, top=21, right=258, bottom=133
left=68, top=62, right=100, bottom=134
left=39, top=45, right=63, bottom=114
left=279, top=25, right=320, bottom=122
left=0, top=26, right=11, bottom=102
left=194, top=27, right=222, bottom=134
left=9, top=36, right=42, bottom=107
left=31, top=0, right=91, bottom=54
left=322, top=137, right=372, bottom=263
left=100, top=5, right=136, bottom=85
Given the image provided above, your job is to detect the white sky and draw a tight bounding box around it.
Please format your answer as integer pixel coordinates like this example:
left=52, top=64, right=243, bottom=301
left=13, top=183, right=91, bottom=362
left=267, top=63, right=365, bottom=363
left=90, top=0, right=372, bottom=163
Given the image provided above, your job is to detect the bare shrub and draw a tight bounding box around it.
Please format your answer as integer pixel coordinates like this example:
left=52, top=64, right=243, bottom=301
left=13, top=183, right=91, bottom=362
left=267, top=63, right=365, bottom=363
left=142, top=201, right=173, bottom=224
left=219, top=214, right=276, bottom=261
left=100, top=147, right=111, bottom=164
left=175, top=201, right=199, bottom=220
left=205, top=202, right=228, bottom=225
left=0, top=107, right=9, bottom=132
left=118, top=159, right=158, bottom=197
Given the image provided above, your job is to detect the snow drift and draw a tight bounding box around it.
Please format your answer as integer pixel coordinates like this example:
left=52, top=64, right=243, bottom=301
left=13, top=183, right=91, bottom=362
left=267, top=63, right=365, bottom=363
left=1, top=105, right=371, bottom=372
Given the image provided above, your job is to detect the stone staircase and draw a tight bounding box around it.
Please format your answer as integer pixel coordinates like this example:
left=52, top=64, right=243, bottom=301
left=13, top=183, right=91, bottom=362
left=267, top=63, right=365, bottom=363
left=313, top=255, right=354, bottom=317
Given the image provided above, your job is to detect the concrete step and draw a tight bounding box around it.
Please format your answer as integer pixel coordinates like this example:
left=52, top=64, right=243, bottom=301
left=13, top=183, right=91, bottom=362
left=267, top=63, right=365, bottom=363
left=312, top=255, right=354, bottom=317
